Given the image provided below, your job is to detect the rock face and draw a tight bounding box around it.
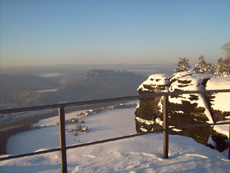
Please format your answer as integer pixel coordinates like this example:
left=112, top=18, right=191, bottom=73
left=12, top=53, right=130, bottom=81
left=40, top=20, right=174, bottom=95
left=135, top=74, right=170, bottom=132
left=135, top=71, right=230, bottom=152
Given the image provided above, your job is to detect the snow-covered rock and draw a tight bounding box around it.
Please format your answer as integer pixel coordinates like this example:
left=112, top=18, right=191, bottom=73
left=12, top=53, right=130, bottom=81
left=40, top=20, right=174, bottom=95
left=136, top=71, right=230, bottom=153
left=138, top=74, right=170, bottom=92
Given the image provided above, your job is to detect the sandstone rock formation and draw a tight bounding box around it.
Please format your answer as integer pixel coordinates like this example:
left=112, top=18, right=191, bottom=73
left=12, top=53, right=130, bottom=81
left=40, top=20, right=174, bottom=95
left=135, top=71, right=230, bottom=152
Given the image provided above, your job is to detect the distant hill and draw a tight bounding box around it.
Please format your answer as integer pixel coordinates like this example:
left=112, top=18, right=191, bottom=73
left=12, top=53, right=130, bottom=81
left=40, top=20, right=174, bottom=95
left=0, top=74, right=60, bottom=102
left=7, top=70, right=146, bottom=105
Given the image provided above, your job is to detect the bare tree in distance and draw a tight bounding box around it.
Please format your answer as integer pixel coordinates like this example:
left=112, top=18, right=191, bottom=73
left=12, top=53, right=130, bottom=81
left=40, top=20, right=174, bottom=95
left=221, top=42, right=230, bottom=58
left=215, top=42, right=230, bottom=76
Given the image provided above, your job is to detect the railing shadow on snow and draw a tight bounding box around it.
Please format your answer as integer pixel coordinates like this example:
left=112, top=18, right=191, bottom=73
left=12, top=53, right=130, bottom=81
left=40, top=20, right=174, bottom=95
left=0, top=89, right=230, bottom=173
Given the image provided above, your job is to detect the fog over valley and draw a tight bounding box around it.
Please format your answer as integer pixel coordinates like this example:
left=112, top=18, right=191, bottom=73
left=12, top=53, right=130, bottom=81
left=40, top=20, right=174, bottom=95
left=0, top=64, right=175, bottom=104
left=0, top=64, right=175, bottom=123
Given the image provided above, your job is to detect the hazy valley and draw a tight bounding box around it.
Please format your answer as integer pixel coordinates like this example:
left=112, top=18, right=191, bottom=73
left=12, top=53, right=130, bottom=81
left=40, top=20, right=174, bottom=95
left=0, top=64, right=175, bottom=124
left=0, top=64, right=230, bottom=172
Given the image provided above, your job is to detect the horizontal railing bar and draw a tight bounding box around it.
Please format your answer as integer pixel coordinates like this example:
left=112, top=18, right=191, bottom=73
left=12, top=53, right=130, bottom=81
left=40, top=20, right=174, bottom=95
left=167, top=89, right=230, bottom=96
left=66, top=122, right=230, bottom=151
left=0, top=96, right=139, bottom=114
left=1, top=121, right=229, bottom=162
left=0, top=148, right=61, bottom=161
left=0, top=89, right=229, bottom=163
left=171, top=121, right=230, bottom=130
left=0, top=129, right=163, bottom=161
left=66, top=129, right=164, bottom=150
left=1, top=89, right=230, bottom=114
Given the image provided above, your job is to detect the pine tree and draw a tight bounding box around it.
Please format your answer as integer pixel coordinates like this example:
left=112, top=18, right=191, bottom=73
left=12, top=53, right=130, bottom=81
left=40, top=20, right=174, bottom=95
left=194, top=55, right=212, bottom=74
left=175, top=58, right=190, bottom=72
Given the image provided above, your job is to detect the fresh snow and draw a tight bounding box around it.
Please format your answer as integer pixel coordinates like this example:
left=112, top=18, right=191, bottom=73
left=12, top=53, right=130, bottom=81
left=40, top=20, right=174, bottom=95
left=206, top=76, right=230, bottom=111
left=1, top=73, right=230, bottom=172
left=138, top=72, right=218, bottom=123
left=169, top=72, right=215, bottom=123
left=213, top=120, right=230, bottom=138
left=136, top=117, right=154, bottom=125
left=1, top=134, right=230, bottom=172
left=7, top=106, right=137, bottom=155
left=137, top=74, right=170, bottom=91
left=2, top=103, right=230, bottom=172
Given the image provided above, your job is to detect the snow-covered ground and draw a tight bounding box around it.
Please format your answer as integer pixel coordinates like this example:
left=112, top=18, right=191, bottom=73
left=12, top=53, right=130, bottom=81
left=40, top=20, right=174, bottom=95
left=1, top=134, right=230, bottom=172
left=207, top=76, right=230, bottom=112
left=1, top=101, right=230, bottom=172
left=214, top=120, right=230, bottom=138
left=7, top=104, right=137, bottom=155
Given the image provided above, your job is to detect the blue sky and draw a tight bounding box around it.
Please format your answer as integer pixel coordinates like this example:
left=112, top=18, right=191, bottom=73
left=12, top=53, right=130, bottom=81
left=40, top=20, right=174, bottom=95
left=1, top=0, right=230, bottom=67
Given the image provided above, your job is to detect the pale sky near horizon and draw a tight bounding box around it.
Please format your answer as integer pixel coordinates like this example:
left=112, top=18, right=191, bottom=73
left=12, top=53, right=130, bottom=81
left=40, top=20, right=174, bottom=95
left=0, top=0, right=230, bottom=67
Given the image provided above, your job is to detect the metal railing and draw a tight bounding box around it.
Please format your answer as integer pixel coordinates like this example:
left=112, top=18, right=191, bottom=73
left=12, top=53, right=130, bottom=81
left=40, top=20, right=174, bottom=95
left=0, top=89, right=230, bottom=173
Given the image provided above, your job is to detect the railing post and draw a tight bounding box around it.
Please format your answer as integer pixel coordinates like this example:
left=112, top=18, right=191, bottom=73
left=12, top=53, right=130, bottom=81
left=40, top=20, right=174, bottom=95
left=59, top=106, right=67, bottom=173
left=228, top=123, right=230, bottom=160
left=163, top=95, right=169, bottom=158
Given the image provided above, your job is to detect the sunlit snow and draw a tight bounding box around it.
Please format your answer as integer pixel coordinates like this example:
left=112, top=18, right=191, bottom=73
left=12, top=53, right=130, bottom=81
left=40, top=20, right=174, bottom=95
left=1, top=73, right=230, bottom=172
left=2, top=103, right=229, bottom=172
left=206, top=76, right=230, bottom=111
